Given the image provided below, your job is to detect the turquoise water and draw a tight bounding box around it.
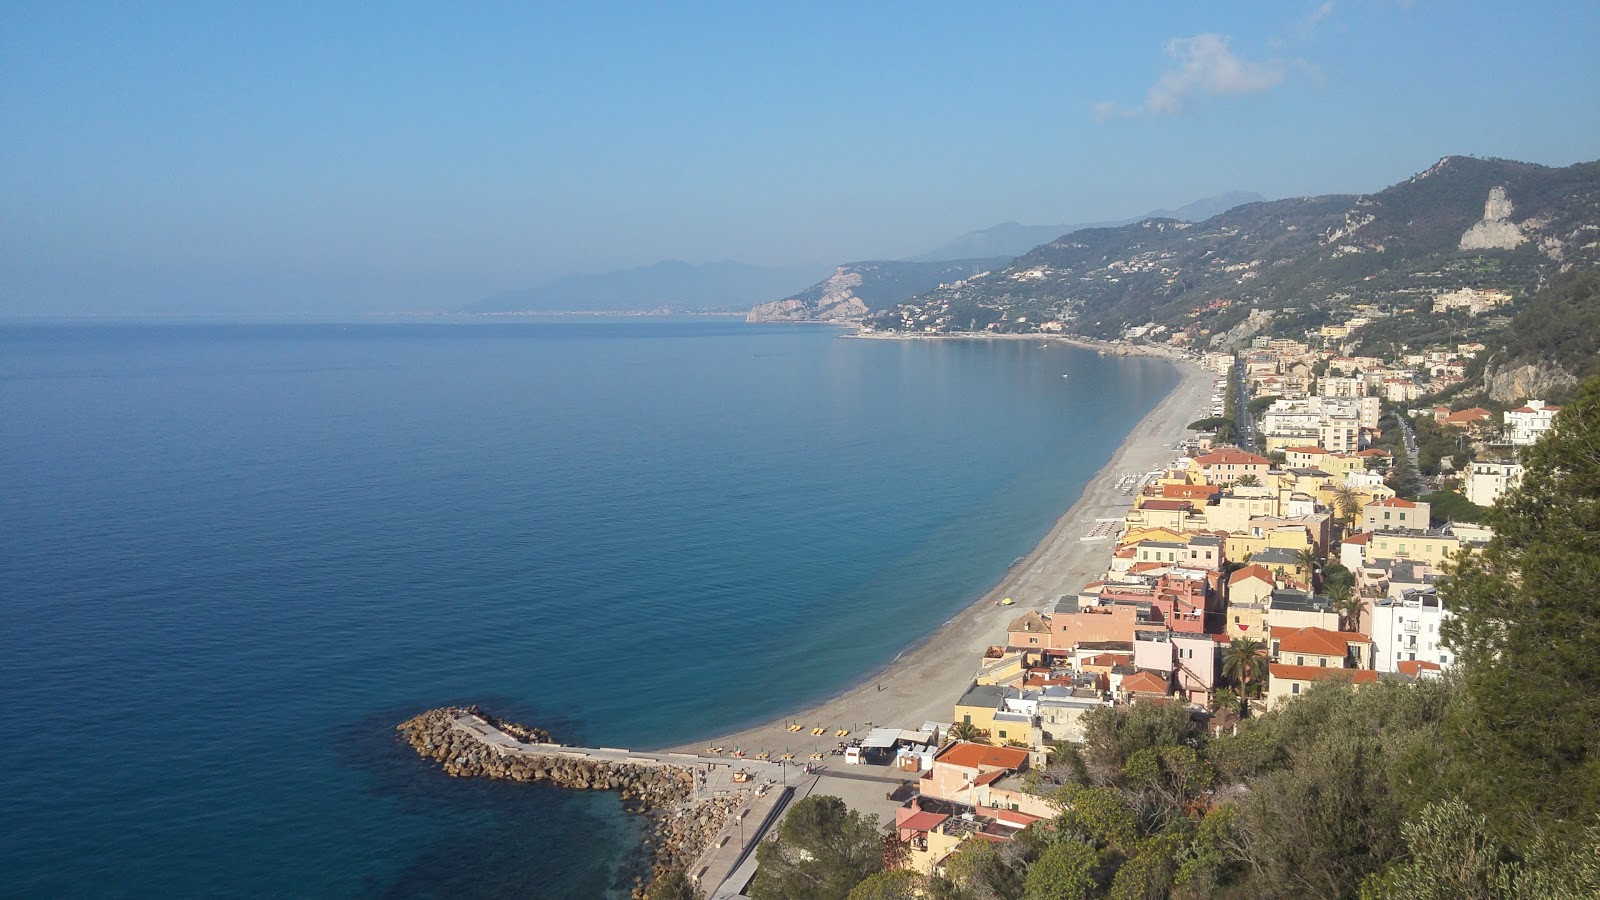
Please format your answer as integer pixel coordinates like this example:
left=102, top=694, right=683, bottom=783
left=0, top=320, right=1177, bottom=897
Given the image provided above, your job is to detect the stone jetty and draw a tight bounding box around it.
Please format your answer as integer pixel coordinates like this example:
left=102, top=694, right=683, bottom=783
left=397, top=706, right=741, bottom=897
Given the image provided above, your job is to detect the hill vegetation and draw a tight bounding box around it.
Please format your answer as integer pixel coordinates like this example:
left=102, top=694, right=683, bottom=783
left=866, top=157, right=1600, bottom=347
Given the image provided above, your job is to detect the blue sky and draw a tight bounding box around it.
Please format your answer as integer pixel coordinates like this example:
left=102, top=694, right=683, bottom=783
left=3, top=1, right=1597, bottom=315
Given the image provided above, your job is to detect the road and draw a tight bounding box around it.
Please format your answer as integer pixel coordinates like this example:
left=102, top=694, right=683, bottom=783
left=1233, top=358, right=1257, bottom=451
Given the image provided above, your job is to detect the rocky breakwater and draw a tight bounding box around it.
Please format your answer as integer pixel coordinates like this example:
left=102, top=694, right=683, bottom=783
left=397, top=707, right=736, bottom=897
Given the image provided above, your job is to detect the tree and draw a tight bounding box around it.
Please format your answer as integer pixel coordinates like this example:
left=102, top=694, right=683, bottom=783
left=1235, top=473, right=1261, bottom=487
left=1294, top=546, right=1321, bottom=588
left=1331, top=484, right=1364, bottom=529
left=950, top=721, right=985, bottom=744
left=1440, top=373, right=1600, bottom=850
left=751, top=795, right=883, bottom=900
left=1022, top=841, right=1097, bottom=900
left=847, top=870, right=922, bottom=900
left=1329, top=582, right=1363, bottom=633
left=1222, top=638, right=1268, bottom=700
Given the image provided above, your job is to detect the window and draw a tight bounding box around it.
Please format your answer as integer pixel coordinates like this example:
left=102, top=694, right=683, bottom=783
left=998, top=730, right=1007, bottom=739
left=963, top=715, right=971, bottom=724
left=1296, top=655, right=1305, bottom=666
left=1292, top=683, right=1301, bottom=694
left=1320, top=659, right=1327, bottom=667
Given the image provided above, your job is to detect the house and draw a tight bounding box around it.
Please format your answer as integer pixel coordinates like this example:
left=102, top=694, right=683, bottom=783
left=1038, top=688, right=1107, bottom=743
left=1367, top=529, right=1462, bottom=568
left=1465, top=461, right=1523, bottom=507
left=1361, top=497, right=1431, bottom=532
left=1267, top=589, right=1339, bottom=633
left=1440, top=407, right=1493, bottom=431
left=1251, top=547, right=1311, bottom=586
left=953, top=684, right=1005, bottom=738
left=922, top=742, right=1031, bottom=806
left=1226, top=564, right=1274, bottom=638
left=1191, top=448, right=1272, bottom=486
left=1270, top=626, right=1371, bottom=669
left=1505, top=400, right=1560, bottom=446
left=1266, top=664, right=1379, bottom=708
left=1370, top=590, right=1453, bottom=673
left=1120, top=669, right=1172, bottom=702
left=1338, top=531, right=1372, bottom=570
left=1172, top=632, right=1218, bottom=703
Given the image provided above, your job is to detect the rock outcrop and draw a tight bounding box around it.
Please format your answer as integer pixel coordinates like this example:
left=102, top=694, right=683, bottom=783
left=1459, top=185, right=1528, bottom=251
left=1484, top=361, right=1579, bottom=404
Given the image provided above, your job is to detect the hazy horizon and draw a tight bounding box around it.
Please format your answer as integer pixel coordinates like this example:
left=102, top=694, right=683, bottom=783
left=4, top=2, right=1598, bottom=317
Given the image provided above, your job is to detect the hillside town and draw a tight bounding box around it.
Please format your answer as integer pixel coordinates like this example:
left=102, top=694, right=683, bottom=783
left=867, top=319, right=1566, bottom=879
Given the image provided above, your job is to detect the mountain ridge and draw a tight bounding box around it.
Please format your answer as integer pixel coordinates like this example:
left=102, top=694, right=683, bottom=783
left=867, top=156, right=1600, bottom=345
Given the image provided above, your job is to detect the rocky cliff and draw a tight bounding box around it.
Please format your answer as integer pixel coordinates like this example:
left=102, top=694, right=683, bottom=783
left=747, top=258, right=1011, bottom=323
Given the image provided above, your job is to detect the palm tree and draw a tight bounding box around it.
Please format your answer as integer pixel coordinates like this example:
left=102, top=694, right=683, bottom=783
left=949, top=721, right=985, bottom=744
left=1331, top=484, right=1364, bottom=530
left=1222, top=637, right=1268, bottom=700
left=1236, top=474, right=1262, bottom=487
left=1295, top=546, right=1321, bottom=589
left=1210, top=687, right=1241, bottom=715
left=1329, top=582, right=1363, bottom=633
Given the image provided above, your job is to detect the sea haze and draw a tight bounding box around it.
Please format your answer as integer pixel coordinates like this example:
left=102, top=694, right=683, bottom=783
left=0, top=320, right=1178, bottom=897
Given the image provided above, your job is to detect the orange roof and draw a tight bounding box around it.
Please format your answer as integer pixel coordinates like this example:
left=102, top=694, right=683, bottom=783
left=1286, top=446, right=1328, bottom=455
left=1442, top=408, right=1491, bottom=424
left=1269, top=663, right=1379, bottom=684
left=1355, top=448, right=1392, bottom=458
left=1397, top=660, right=1443, bottom=677
left=1341, top=531, right=1372, bottom=545
left=936, top=742, right=1030, bottom=771
left=1274, top=626, right=1368, bottom=657
left=899, top=811, right=950, bottom=833
left=1129, top=562, right=1170, bottom=574
left=1196, top=448, right=1271, bottom=466
left=1122, top=670, right=1171, bottom=694
left=1228, top=563, right=1273, bottom=585
left=1084, top=653, right=1132, bottom=667
left=1371, top=497, right=1417, bottom=508
left=1142, top=499, right=1193, bottom=511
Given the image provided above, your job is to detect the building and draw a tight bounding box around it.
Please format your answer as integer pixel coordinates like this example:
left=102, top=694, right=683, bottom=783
left=1505, top=400, right=1560, bottom=446
left=1370, top=590, right=1453, bottom=673
left=922, top=742, right=1032, bottom=806
left=1361, top=497, right=1431, bottom=532
left=1270, top=625, right=1371, bottom=669
left=1226, top=564, right=1274, bottom=638
left=1266, top=663, right=1378, bottom=708
left=1367, top=529, right=1462, bottom=568
left=1267, top=589, right=1339, bottom=633
left=1191, top=448, right=1273, bottom=486
left=1464, top=461, right=1523, bottom=508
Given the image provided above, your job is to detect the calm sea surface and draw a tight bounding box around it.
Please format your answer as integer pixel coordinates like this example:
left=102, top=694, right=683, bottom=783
left=0, top=320, right=1177, bottom=897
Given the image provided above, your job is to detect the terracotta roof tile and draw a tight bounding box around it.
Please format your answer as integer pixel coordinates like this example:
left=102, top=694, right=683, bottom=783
left=936, top=743, right=1030, bottom=771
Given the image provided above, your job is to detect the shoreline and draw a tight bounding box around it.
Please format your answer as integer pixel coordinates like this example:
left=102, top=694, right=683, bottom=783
left=663, top=343, right=1215, bottom=756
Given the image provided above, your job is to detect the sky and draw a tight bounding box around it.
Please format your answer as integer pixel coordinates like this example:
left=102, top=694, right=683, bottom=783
left=3, top=1, right=1598, bottom=316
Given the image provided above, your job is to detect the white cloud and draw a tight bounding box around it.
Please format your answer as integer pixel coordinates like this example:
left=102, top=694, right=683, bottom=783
left=1305, top=1, right=1336, bottom=29
left=1095, top=33, right=1305, bottom=120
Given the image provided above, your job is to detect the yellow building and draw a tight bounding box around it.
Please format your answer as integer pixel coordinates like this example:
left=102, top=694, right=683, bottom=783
left=1367, top=531, right=1462, bottom=568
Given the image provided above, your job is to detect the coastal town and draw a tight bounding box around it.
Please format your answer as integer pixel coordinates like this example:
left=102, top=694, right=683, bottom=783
left=724, top=319, right=1559, bottom=888
left=402, top=307, right=1580, bottom=899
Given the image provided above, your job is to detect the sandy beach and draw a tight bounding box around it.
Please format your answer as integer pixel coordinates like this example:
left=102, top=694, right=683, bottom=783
left=665, top=347, right=1216, bottom=757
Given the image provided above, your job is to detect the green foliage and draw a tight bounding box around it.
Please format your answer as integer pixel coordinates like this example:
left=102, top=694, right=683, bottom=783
left=1022, top=841, right=1097, bottom=900
left=942, top=836, right=1026, bottom=900
left=847, top=869, right=923, bottom=900
left=1439, top=373, right=1600, bottom=851
left=751, top=795, right=883, bottom=900
left=1246, top=395, right=1281, bottom=418
left=1079, top=701, right=1204, bottom=785
left=645, top=867, right=704, bottom=900
left=1107, top=832, right=1183, bottom=900
left=1477, top=268, right=1600, bottom=398
left=1204, top=727, right=1279, bottom=782
left=1419, top=488, right=1489, bottom=526
left=1220, top=638, right=1267, bottom=698
left=1057, top=785, right=1140, bottom=852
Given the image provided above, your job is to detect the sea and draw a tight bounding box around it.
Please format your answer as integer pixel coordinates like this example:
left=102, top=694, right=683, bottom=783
left=0, top=318, right=1178, bottom=898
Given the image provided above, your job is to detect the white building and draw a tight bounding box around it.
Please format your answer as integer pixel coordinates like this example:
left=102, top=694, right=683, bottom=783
left=1464, top=461, right=1523, bottom=508
left=1370, top=590, right=1453, bottom=672
left=1505, top=400, right=1560, bottom=446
